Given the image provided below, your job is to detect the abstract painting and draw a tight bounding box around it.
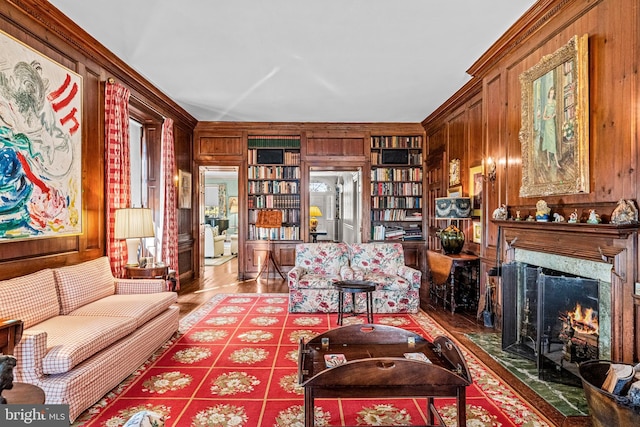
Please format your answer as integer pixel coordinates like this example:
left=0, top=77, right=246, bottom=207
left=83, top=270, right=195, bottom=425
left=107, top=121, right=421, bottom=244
left=0, top=30, right=83, bottom=240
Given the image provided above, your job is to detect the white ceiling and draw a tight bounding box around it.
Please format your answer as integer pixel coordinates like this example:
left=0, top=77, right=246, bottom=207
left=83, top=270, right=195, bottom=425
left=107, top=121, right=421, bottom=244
left=48, top=1, right=536, bottom=123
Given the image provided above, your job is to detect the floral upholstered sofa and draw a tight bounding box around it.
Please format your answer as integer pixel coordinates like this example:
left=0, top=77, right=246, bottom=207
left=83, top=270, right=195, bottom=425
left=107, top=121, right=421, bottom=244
left=288, top=242, right=421, bottom=313
left=0, top=256, right=179, bottom=421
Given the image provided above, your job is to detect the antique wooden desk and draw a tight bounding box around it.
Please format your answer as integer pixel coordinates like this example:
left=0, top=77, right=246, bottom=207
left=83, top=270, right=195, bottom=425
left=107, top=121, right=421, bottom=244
left=426, top=250, right=480, bottom=314
left=298, top=324, right=472, bottom=427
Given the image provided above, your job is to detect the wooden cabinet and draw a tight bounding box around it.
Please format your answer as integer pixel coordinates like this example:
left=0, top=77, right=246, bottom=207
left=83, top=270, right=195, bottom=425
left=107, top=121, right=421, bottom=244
left=370, top=135, right=424, bottom=242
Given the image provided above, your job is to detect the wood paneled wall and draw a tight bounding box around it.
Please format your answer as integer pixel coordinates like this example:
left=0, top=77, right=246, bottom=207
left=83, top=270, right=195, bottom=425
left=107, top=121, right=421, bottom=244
left=0, top=1, right=196, bottom=280
left=422, top=0, right=639, bottom=362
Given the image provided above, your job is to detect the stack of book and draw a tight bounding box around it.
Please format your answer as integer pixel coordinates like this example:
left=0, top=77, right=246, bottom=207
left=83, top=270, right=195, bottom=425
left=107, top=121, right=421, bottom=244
left=384, top=226, right=405, bottom=240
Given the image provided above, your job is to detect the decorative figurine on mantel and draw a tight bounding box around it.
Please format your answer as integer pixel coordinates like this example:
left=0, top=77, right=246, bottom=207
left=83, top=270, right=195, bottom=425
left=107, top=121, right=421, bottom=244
left=568, top=209, right=579, bottom=223
left=553, top=212, right=565, bottom=222
left=587, top=209, right=601, bottom=224
left=0, top=355, right=17, bottom=404
left=611, top=199, right=639, bottom=225
left=492, top=204, right=508, bottom=220
left=535, top=200, right=551, bottom=222
left=515, top=210, right=522, bottom=221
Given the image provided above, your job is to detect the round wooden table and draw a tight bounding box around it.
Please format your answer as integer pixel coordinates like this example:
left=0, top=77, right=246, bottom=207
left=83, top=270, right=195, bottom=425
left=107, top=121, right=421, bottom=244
left=2, top=382, right=45, bottom=404
left=334, top=280, right=376, bottom=325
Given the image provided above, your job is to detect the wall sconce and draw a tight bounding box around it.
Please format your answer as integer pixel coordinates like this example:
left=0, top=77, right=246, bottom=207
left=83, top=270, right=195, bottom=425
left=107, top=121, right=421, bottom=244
left=484, top=157, right=497, bottom=184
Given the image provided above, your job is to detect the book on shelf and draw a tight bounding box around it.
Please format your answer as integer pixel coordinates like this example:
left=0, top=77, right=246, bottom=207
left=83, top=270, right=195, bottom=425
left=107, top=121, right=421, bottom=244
left=324, top=354, right=347, bottom=368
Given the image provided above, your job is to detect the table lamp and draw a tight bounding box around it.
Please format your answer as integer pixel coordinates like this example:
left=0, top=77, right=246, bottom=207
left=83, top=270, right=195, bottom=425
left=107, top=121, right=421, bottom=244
left=114, top=208, right=155, bottom=266
left=309, top=205, right=322, bottom=232
left=435, top=197, right=471, bottom=254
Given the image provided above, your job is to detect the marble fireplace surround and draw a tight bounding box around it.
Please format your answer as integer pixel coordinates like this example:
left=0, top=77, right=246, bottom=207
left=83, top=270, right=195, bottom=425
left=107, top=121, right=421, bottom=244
left=495, top=220, right=638, bottom=362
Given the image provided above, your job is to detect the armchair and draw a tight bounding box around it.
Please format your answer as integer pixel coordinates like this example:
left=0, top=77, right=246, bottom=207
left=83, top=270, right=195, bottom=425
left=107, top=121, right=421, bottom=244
left=204, top=224, right=225, bottom=258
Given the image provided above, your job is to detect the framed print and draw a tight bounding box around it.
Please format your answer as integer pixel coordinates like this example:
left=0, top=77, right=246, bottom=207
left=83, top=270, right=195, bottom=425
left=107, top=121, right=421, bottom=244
left=178, top=170, right=192, bottom=209
left=472, top=221, right=482, bottom=244
left=469, top=165, right=483, bottom=217
left=519, top=34, right=589, bottom=197
left=447, top=186, right=462, bottom=197
left=449, top=158, right=461, bottom=187
left=0, top=29, right=83, bottom=241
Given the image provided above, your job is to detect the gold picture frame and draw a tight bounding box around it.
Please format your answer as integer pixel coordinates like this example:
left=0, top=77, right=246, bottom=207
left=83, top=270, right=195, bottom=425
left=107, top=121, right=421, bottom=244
left=519, top=34, right=589, bottom=197
left=447, top=186, right=462, bottom=197
left=178, top=170, right=192, bottom=209
left=472, top=221, right=482, bottom=244
left=449, top=158, right=461, bottom=187
left=469, top=165, right=483, bottom=217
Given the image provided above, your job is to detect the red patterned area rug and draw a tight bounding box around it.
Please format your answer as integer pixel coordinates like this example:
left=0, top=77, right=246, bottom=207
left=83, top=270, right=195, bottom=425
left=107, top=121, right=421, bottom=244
left=73, top=294, right=553, bottom=426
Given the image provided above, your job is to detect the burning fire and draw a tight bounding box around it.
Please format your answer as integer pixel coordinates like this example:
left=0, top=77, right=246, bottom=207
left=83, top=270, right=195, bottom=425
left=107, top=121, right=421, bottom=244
left=565, top=303, right=599, bottom=335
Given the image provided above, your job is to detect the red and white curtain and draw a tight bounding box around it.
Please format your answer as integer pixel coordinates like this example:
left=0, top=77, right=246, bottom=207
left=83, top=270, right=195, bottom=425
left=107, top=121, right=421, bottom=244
left=105, top=82, right=131, bottom=278
left=161, top=118, right=179, bottom=289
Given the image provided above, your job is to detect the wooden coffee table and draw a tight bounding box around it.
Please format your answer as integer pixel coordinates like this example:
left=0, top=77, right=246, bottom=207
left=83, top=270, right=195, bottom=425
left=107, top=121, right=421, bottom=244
left=298, top=324, right=472, bottom=427
left=334, top=280, right=375, bottom=325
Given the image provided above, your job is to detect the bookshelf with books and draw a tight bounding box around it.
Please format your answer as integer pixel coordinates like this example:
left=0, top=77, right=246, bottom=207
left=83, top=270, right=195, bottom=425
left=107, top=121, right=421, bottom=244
left=247, top=136, right=301, bottom=242
left=370, top=135, right=424, bottom=242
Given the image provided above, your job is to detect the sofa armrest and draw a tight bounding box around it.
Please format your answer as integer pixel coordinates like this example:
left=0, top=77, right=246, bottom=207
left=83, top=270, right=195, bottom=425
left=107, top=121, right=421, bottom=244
left=339, top=265, right=355, bottom=280
left=397, top=265, right=422, bottom=288
left=350, top=266, right=365, bottom=281
left=287, top=266, right=305, bottom=287
left=13, top=330, right=47, bottom=382
left=115, top=278, right=167, bottom=294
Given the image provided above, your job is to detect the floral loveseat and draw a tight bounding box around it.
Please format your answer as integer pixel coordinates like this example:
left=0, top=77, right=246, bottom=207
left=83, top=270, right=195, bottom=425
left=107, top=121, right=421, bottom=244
left=288, top=242, right=421, bottom=313
left=0, top=256, right=179, bottom=421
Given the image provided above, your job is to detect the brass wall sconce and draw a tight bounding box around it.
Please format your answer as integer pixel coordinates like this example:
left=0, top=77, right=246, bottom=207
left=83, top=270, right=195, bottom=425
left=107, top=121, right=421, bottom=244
left=484, top=157, right=497, bottom=184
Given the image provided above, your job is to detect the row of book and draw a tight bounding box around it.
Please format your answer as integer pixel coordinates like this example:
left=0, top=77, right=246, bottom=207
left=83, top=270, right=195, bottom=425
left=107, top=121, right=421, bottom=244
left=371, top=209, right=422, bottom=222
left=248, top=194, right=300, bottom=209
left=248, top=208, right=300, bottom=224
left=371, top=182, right=422, bottom=196
left=371, top=168, right=422, bottom=182
left=248, top=149, right=300, bottom=165
left=370, top=151, right=422, bottom=165
left=248, top=137, right=301, bottom=148
left=248, top=225, right=300, bottom=241
left=371, top=224, right=423, bottom=241
left=248, top=165, right=300, bottom=180
left=248, top=180, right=299, bottom=194
left=370, top=135, right=422, bottom=149
left=371, top=196, right=422, bottom=209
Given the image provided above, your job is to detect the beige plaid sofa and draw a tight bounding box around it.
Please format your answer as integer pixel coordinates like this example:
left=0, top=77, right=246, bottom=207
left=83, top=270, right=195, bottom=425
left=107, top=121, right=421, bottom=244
left=0, top=256, right=179, bottom=422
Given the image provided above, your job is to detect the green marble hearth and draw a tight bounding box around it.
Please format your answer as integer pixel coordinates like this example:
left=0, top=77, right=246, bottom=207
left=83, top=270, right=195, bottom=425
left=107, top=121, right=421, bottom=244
left=466, top=331, right=589, bottom=417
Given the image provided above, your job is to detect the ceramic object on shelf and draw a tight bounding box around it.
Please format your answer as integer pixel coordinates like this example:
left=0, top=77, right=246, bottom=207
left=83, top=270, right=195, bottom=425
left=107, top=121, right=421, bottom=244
left=437, top=224, right=465, bottom=254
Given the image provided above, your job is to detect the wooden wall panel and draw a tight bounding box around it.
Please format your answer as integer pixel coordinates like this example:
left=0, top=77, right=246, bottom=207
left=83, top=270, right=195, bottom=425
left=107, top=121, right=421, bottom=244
left=305, top=137, right=366, bottom=158
left=0, top=1, right=196, bottom=280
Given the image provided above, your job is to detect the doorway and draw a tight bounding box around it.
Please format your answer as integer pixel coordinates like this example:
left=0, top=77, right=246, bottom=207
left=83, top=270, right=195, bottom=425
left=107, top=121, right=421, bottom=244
left=309, top=168, right=362, bottom=244
left=199, top=166, right=239, bottom=274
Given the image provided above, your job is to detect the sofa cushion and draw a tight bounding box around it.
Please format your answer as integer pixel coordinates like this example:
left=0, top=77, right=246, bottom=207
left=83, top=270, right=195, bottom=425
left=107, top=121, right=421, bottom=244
left=36, top=315, right=137, bottom=374
left=294, top=243, right=349, bottom=276
left=349, top=243, right=405, bottom=275
left=0, top=269, right=59, bottom=328
left=297, top=273, right=342, bottom=289
left=361, top=272, right=410, bottom=291
left=54, top=257, right=116, bottom=315
left=69, top=292, right=177, bottom=328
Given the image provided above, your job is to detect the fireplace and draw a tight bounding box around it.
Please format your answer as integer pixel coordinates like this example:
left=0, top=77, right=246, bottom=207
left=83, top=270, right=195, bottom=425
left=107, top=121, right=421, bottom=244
left=502, top=259, right=605, bottom=386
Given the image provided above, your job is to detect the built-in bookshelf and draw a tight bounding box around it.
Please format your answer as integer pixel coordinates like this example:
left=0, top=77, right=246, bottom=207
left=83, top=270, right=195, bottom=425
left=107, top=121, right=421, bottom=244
left=247, top=136, right=301, bottom=241
left=370, top=135, right=423, bottom=241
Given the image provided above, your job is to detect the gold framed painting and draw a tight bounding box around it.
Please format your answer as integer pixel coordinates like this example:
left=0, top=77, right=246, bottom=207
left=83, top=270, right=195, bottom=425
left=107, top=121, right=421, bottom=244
left=178, top=170, right=192, bottom=209
left=519, top=34, right=589, bottom=197
left=449, top=158, right=461, bottom=187
left=469, top=165, right=483, bottom=217
left=472, top=221, right=482, bottom=244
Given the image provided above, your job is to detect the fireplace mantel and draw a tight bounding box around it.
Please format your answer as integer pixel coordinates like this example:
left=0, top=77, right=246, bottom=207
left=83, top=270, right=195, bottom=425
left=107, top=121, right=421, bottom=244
left=493, top=219, right=639, bottom=362
left=492, top=220, right=638, bottom=264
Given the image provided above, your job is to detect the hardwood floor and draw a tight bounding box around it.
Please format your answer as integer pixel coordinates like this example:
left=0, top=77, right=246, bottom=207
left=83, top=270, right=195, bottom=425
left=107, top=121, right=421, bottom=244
left=177, top=257, right=592, bottom=427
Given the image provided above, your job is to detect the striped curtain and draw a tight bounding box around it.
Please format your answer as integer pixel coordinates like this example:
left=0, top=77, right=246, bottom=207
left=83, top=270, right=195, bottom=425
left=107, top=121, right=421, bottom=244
left=105, top=82, right=131, bottom=278
left=161, top=118, right=179, bottom=289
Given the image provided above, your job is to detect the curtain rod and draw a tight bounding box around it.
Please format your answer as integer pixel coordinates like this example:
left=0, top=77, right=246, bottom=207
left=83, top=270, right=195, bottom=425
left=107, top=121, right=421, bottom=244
left=107, top=77, right=165, bottom=119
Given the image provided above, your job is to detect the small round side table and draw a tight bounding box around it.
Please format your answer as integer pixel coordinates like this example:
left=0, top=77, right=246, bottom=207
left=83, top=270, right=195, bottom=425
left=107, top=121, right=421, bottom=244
left=2, top=382, right=45, bottom=404
left=334, top=280, right=376, bottom=326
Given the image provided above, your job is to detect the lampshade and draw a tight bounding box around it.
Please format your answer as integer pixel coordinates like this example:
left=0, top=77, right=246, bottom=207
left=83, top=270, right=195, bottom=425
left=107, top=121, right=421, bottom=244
left=435, top=197, right=471, bottom=219
left=309, top=206, right=323, bottom=218
left=256, top=210, right=282, bottom=229
left=114, top=208, right=155, bottom=239
left=229, top=202, right=238, bottom=214
left=114, top=208, right=155, bottom=266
